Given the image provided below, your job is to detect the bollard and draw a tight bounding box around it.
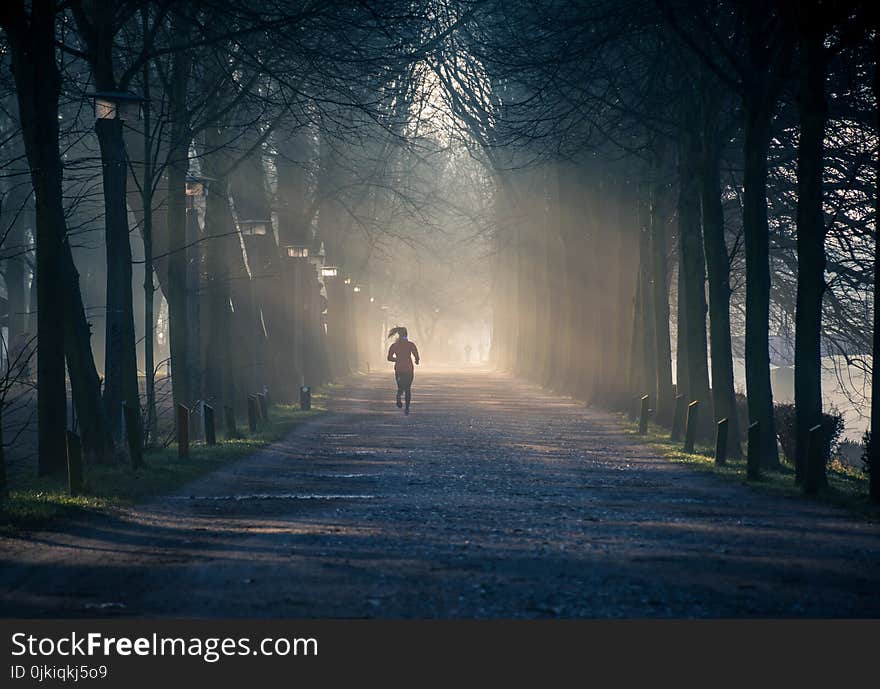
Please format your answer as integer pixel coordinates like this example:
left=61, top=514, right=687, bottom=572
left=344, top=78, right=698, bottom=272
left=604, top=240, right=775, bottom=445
left=224, top=406, right=237, bottom=437
left=203, top=403, right=217, bottom=446
left=177, top=404, right=190, bottom=459
left=300, top=385, right=312, bottom=411
left=683, top=400, right=700, bottom=453
left=670, top=394, right=686, bottom=442
left=638, top=394, right=650, bottom=435
left=714, top=418, right=729, bottom=466
left=746, top=421, right=761, bottom=481
left=122, top=401, right=142, bottom=469
left=247, top=395, right=259, bottom=433
left=66, top=431, right=83, bottom=497
left=803, top=424, right=825, bottom=495
left=257, top=393, right=269, bottom=423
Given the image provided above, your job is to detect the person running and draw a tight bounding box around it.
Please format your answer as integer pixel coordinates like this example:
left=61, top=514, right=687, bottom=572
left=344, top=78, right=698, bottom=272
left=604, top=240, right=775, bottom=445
left=387, top=326, right=419, bottom=414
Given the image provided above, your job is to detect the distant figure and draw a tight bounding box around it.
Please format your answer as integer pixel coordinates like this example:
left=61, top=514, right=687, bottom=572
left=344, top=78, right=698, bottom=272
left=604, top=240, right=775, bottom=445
left=464, top=343, right=472, bottom=363
left=477, top=342, right=484, bottom=363
left=387, top=326, right=420, bottom=415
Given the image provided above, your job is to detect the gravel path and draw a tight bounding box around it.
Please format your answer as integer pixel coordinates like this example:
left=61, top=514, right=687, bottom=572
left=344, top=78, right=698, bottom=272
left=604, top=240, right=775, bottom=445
left=1, top=367, right=879, bottom=618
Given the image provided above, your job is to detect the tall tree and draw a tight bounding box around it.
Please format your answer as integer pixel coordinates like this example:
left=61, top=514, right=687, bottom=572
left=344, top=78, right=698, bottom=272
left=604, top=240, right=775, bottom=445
left=700, top=81, right=742, bottom=457
left=1, top=0, right=68, bottom=475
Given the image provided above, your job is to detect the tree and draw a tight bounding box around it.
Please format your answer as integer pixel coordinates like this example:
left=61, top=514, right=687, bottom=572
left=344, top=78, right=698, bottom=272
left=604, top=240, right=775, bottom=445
left=1, top=0, right=69, bottom=475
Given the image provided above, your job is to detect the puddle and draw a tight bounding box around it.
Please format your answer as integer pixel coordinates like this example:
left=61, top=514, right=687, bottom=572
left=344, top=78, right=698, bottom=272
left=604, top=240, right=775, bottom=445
left=177, top=494, right=378, bottom=501
left=309, top=473, right=373, bottom=479
left=83, top=602, right=126, bottom=610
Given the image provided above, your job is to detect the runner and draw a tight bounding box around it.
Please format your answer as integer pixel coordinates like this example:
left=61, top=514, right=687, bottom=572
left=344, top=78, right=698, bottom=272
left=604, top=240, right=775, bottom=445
left=387, top=326, right=420, bottom=414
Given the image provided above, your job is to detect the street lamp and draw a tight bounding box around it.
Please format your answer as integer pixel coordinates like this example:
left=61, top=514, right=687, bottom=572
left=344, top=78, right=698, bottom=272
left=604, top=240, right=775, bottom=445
left=284, top=245, right=310, bottom=258
left=88, top=91, right=145, bottom=121
left=239, top=219, right=270, bottom=236
left=185, top=174, right=212, bottom=198
left=353, top=286, right=361, bottom=293
left=321, top=266, right=338, bottom=278
left=343, top=278, right=351, bottom=285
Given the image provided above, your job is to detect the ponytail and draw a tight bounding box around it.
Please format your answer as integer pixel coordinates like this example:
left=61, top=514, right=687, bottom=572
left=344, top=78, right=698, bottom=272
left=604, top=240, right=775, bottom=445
left=388, top=326, right=408, bottom=339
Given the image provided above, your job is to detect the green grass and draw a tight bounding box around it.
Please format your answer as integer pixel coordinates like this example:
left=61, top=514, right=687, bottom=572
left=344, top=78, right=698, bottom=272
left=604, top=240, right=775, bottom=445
left=1, top=394, right=327, bottom=535
left=619, top=415, right=880, bottom=520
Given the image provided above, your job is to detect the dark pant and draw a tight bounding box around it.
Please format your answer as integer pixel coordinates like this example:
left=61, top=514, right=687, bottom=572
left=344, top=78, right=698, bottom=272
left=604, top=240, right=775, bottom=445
left=395, top=371, right=414, bottom=405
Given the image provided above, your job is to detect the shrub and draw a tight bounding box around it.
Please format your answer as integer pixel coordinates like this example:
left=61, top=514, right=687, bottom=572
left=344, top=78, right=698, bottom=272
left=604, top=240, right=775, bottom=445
left=774, top=402, right=845, bottom=466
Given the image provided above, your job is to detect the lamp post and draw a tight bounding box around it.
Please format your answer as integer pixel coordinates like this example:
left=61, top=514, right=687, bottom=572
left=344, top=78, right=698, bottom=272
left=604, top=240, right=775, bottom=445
left=237, top=219, right=271, bottom=390
left=284, top=245, right=310, bottom=259
left=321, top=267, right=345, bottom=377
left=351, top=285, right=363, bottom=370
left=282, top=245, right=311, bottom=392
left=239, top=219, right=271, bottom=237
left=88, top=90, right=145, bottom=121
left=186, top=174, right=213, bottom=201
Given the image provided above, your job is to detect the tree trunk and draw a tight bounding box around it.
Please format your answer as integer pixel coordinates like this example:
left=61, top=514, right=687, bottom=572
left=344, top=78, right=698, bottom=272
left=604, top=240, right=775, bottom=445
left=650, top=147, right=674, bottom=426
left=201, top=124, right=239, bottom=421
left=614, top=179, right=639, bottom=407
left=700, top=95, right=742, bottom=458
left=870, top=28, right=880, bottom=502
left=141, top=60, right=157, bottom=445
left=675, top=246, right=689, bottom=402
left=61, top=242, right=112, bottom=463
left=742, top=94, right=780, bottom=468
left=740, top=3, right=788, bottom=469
left=793, top=17, right=828, bottom=484
left=1, top=165, right=30, bottom=354
left=3, top=0, right=68, bottom=476
left=678, top=108, right=712, bottom=427
left=0, top=415, right=6, bottom=499
left=166, top=23, right=193, bottom=412
left=638, top=182, right=657, bottom=407
left=95, top=118, right=140, bottom=450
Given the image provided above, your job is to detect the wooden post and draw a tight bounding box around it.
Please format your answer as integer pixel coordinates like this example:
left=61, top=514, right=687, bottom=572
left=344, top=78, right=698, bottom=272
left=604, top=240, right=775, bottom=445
left=177, top=404, right=189, bottom=459
left=629, top=396, right=640, bottom=421
left=638, top=394, right=650, bottom=435
left=670, top=394, right=686, bottom=441
left=683, top=400, right=700, bottom=453
left=224, top=406, right=237, bottom=437
left=715, top=418, right=729, bottom=466
left=747, top=421, right=761, bottom=481
left=257, top=392, right=269, bottom=423
left=203, top=403, right=216, bottom=446
left=300, top=385, right=311, bottom=411
left=803, top=424, right=825, bottom=495
left=66, top=431, right=83, bottom=497
left=247, top=395, right=258, bottom=433
left=122, top=401, right=142, bottom=469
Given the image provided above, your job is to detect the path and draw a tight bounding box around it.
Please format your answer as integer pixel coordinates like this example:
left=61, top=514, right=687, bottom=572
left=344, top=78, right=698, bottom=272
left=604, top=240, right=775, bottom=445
left=1, top=367, right=878, bottom=617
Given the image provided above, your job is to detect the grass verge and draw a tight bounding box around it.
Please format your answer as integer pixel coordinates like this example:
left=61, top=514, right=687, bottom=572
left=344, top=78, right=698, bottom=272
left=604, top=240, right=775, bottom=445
left=1, top=394, right=327, bottom=536
left=619, top=416, right=879, bottom=521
